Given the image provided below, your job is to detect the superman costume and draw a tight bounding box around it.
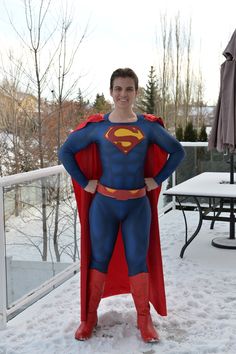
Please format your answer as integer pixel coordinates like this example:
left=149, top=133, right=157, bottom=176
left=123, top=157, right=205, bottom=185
left=58, top=113, right=185, bottom=326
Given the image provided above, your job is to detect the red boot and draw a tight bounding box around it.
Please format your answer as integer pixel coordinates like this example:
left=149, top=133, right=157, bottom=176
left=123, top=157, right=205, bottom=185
left=129, top=272, right=160, bottom=343
left=75, top=269, right=106, bottom=341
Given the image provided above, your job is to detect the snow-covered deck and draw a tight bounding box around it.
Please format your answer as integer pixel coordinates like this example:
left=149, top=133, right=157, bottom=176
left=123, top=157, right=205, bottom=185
left=0, top=209, right=236, bottom=354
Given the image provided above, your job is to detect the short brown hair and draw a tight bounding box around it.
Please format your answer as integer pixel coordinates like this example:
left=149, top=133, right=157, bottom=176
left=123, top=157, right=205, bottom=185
left=110, top=68, right=139, bottom=91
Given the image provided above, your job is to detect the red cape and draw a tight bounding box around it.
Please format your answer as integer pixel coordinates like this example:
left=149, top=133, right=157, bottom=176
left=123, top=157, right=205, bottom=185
left=72, top=113, right=168, bottom=321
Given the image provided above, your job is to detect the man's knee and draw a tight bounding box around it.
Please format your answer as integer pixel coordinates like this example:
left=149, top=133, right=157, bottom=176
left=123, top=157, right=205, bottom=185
left=90, top=258, right=110, bottom=273
left=127, top=258, right=148, bottom=277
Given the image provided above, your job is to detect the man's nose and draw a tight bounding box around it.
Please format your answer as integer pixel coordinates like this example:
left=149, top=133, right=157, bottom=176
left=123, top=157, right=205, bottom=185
left=120, top=89, right=127, bottom=96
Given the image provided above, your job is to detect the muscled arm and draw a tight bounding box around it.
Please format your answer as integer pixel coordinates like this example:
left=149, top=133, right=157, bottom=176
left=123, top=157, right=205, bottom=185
left=58, top=124, right=96, bottom=188
left=150, top=123, right=185, bottom=186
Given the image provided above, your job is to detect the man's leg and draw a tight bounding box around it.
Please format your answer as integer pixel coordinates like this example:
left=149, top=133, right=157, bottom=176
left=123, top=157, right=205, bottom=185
left=75, top=269, right=106, bottom=341
left=75, top=194, right=119, bottom=340
left=121, top=196, right=151, bottom=276
left=122, top=197, right=159, bottom=343
left=89, top=194, right=120, bottom=272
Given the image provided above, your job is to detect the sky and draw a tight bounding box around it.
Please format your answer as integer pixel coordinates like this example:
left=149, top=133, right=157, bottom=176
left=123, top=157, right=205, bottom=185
left=0, top=0, right=236, bottom=105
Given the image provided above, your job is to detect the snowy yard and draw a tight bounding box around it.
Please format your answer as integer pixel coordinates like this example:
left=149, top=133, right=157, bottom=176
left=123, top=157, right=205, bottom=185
left=0, top=209, right=236, bottom=354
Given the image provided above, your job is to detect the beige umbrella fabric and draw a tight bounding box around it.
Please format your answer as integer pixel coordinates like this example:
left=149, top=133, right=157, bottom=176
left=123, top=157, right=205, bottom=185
left=208, top=29, right=236, bottom=153
left=208, top=29, right=236, bottom=248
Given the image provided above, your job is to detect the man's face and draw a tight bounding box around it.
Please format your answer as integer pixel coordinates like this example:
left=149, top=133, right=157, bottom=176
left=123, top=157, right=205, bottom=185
left=110, top=77, right=137, bottom=109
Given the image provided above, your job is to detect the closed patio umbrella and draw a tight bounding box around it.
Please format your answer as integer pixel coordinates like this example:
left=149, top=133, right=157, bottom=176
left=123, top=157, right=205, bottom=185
left=208, top=29, right=236, bottom=249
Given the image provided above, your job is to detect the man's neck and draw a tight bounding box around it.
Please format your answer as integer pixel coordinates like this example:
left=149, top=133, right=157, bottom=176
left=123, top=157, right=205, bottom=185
left=109, top=109, right=137, bottom=122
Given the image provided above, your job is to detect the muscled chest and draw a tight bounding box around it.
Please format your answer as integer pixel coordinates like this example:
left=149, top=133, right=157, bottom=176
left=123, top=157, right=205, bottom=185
left=94, top=123, right=149, bottom=161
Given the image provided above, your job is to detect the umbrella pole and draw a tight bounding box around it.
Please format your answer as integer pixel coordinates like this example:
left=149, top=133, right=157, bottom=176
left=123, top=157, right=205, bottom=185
left=229, top=198, right=235, bottom=239
left=229, top=153, right=235, bottom=239
left=230, top=153, right=234, bottom=184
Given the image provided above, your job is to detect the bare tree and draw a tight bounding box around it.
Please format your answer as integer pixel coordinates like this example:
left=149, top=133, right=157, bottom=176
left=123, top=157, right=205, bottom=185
left=4, top=0, right=87, bottom=261
left=0, top=54, right=37, bottom=215
left=159, top=14, right=172, bottom=127
left=183, top=19, right=193, bottom=127
left=156, top=13, right=198, bottom=132
left=48, top=5, right=88, bottom=262
left=194, top=67, right=205, bottom=129
left=19, top=0, right=56, bottom=260
left=173, top=13, right=183, bottom=132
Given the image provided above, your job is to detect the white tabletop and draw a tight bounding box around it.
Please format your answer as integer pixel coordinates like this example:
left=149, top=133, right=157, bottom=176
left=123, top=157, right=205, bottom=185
left=164, top=172, right=236, bottom=198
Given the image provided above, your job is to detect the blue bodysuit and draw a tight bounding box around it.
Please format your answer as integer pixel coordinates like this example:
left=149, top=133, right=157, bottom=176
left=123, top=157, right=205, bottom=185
left=59, top=113, right=185, bottom=275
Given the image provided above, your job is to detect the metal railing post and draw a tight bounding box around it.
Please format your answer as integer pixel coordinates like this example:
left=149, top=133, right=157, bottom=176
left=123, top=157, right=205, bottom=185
left=172, top=170, right=176, bottom=210
left=0, top=186, right=7, bottom=329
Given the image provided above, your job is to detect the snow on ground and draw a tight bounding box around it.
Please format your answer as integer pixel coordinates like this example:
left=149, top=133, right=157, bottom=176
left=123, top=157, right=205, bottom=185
left=1, top=209, right=236, bottom=354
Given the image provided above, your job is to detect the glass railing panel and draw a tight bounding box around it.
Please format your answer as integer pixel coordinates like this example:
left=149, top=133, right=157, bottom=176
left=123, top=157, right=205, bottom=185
left=4, top=171, right=80, bottom=310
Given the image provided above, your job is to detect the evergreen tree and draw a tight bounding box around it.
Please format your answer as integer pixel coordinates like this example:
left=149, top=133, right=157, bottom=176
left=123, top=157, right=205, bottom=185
left=141, top=66, right=159, bottom=114
left=77, top=88, right=89, bottom=108
left=93, top=93, right=111, bottom=113
left=176, top=125, right=183, bottom=141
left=183, top=121, right=197, bottom=141
left=198, top=124, right=208, bottom=141
left=134, top=87, right=146, bottom=113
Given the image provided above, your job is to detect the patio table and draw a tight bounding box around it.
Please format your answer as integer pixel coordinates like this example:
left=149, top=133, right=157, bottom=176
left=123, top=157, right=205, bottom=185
left=164, top=172, right=236, bottom=257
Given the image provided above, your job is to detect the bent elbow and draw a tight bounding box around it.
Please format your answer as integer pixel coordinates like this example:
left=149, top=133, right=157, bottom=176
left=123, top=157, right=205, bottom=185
left=58, top=145, right=65, bottom=164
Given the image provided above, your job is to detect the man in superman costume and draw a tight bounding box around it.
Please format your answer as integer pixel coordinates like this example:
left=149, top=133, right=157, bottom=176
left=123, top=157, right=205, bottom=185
left=59, top=68, right=185, bottom=343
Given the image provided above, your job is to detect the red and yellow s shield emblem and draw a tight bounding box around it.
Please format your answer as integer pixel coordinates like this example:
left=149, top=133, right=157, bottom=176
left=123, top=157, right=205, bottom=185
left=105, top=126, right=145, bottom=154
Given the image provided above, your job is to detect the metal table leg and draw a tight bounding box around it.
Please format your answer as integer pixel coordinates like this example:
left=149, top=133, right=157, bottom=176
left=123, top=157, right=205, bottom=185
left=177, top=196, right=203, bottom=258
left=210, top=198, right=224, bottom=230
